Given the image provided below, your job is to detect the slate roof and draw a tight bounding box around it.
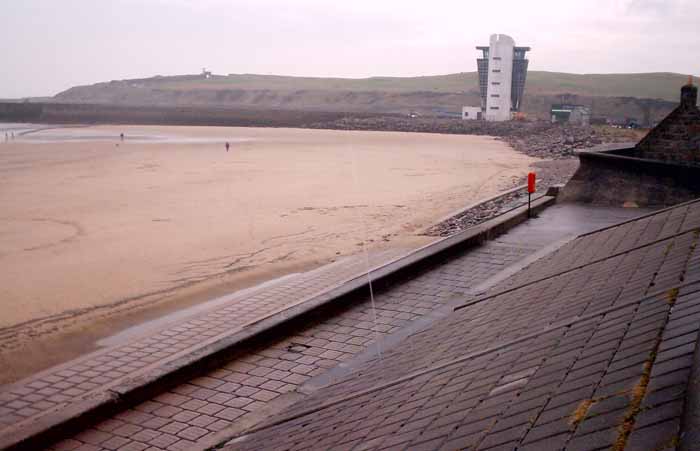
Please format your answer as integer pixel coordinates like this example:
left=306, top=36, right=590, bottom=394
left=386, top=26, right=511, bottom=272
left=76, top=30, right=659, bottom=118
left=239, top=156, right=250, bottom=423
left=226, top=199, right=700, bottom=451
left=634, top=83, right=700, bottom=165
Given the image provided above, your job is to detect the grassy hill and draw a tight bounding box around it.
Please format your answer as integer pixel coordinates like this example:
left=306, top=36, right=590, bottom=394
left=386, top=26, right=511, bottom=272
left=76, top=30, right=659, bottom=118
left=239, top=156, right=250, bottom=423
left=59, top=71, right=698, bottom=101
left=53, top=71, right=697, bottom=122
left=144, top=71, right=698, bottom=101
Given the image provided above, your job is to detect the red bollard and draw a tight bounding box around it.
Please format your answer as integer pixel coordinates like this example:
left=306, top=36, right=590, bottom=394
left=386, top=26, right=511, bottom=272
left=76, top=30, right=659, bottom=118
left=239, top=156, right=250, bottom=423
left=527, top=172, right=536, bottom=218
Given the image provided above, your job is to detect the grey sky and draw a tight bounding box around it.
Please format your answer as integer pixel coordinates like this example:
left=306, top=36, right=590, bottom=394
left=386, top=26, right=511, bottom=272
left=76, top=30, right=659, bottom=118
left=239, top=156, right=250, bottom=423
left=1, top=0, right=699, bottom=98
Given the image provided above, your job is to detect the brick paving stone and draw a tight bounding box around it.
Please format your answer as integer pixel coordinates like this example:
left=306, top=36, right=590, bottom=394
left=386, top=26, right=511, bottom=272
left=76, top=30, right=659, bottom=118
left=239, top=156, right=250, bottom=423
left=243, top=400, right=270, bottom=412
left=190, top=377, right=224, bottom=389
left=197, top=402, right=226, bottom=416
left=224, top=397, right=254, bottom=409
left=166, top=439, right=197, bottom=450
left=190, top=387, right=218, bottom=400
left=100, top=435, right=132, bottom=450
left=234, top=386, right=258, bottom=397
left=259, top=380, right=286, bottom=391
left=147, top=433, right=179, bottom=449
left=74, top=429, right=111, bottom=445
left=152, top=405, right=182, bottom=418
left=141, top=417, right=171, bottom=430
left=153, top=393, right=188, bottom=407
left=180, top=399, right=207, bottom=411
left=112, top=423, right=143, bottom=437
left=176, top=425, right=208, bottom=441
left=251, top=389, right=278, bottom=402
left=121, top=442, right=150, bottom=451
left=207, top=419, right=232, bottom=432
left=158, top=422, right=188, bottom=435
left=170, top=410, right=198, bottom=423
left=135, top=401, right=166, bottom=414
left=190, top=414, right=217, bottom=428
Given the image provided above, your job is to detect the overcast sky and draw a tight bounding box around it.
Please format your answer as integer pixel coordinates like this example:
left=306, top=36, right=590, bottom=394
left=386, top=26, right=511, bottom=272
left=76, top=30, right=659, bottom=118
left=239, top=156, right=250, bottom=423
left=1, top=0, right=699, bottom=98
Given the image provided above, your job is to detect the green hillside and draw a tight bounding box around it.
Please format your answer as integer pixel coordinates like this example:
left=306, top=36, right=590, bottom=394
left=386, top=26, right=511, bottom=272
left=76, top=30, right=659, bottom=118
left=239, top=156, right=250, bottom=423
left=152, top=71, right=698, bottom=102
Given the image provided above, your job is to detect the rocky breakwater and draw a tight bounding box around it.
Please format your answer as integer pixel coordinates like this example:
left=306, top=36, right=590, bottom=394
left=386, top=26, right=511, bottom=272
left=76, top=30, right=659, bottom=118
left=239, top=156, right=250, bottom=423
left=304, top=116, right=641, bottom=159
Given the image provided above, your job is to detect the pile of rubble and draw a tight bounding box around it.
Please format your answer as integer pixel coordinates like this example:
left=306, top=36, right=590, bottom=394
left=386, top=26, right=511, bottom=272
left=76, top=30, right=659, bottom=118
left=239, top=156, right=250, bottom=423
left=502, top=126, right=601, bottom=158
left=500, top=124, right=642, bottom=158
left=423, top=189, right=529, bottom=237
left=304, top=116, right=642, bottom=159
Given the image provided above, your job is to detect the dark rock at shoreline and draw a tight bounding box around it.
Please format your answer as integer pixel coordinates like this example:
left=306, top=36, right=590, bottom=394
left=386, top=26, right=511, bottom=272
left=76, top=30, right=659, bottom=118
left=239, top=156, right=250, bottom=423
left=304, top=117, right=642, bottom=159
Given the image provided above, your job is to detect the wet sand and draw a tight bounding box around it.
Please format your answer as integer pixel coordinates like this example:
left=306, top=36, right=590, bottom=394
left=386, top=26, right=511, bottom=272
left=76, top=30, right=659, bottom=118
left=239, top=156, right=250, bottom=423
left=0, top=124, right=535, bottom=381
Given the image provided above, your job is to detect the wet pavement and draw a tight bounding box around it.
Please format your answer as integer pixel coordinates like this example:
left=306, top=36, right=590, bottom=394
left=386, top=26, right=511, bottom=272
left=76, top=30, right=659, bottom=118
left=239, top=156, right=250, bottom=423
left=224, top=200, right=700, bottom=451
left=27, top=202, right=652, bottom=451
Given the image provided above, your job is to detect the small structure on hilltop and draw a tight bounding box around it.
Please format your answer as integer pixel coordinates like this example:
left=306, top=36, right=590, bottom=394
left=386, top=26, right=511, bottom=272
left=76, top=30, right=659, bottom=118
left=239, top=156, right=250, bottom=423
left=474, top=34, right=531, bottom=122
left=560, top=78, right=700, bottom=206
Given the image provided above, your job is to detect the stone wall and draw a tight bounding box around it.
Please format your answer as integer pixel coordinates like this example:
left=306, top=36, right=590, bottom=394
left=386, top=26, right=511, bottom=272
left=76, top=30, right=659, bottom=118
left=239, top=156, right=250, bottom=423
left=559, top=148, right=700, bottom=207
left=561, top=83, right=700, bottom=207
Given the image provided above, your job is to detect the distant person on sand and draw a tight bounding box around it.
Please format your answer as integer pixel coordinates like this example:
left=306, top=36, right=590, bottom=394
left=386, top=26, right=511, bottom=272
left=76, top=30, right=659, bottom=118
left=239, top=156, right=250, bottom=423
left=120, top=133, right=124, bottom=141
left=225, top=142, right=230, bottom=152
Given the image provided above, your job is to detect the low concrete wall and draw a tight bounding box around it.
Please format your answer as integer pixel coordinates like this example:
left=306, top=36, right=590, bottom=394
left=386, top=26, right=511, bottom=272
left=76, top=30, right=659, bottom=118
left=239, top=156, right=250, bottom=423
left=0, top=103, right=44, bottom=122
left=560, top=146, right=700, bottom=207
left=0, top=102, right=385, bottom=128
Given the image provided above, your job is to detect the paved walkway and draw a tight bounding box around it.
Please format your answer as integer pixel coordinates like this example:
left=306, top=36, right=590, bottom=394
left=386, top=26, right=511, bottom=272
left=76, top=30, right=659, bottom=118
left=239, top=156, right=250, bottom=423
left=41, top=204, right=647, bottom=451
left=0, top=249, right=409, bottom=431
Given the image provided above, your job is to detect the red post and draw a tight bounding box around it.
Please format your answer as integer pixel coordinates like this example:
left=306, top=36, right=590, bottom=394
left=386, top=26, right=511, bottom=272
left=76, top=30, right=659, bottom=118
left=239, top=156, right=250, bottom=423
left=527, top=172, right=536, bottom=218
left=527, top=172, right=536, bottom=194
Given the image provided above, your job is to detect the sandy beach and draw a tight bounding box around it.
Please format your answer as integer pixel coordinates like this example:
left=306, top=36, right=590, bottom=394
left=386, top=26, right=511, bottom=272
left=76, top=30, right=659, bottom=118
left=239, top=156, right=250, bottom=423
left=0, top=124, right=535, bottom=379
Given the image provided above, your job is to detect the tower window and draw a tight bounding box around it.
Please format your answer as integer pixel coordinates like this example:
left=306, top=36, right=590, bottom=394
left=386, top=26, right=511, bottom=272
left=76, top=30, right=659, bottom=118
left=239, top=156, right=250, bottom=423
left=490, top=106, right=500, bottom=110
left=491, top=82, right=501, bottom=85
left=491, top=94, right=500, bottom=98
left=492, top=69, right=501, bottom=73
left=493, top=57, right=502, bottom=60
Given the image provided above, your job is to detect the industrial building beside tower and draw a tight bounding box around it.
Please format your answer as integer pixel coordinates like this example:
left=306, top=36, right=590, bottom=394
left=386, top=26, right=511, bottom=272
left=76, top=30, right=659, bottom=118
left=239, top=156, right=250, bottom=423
left=474, top=34, right=530, bottom=121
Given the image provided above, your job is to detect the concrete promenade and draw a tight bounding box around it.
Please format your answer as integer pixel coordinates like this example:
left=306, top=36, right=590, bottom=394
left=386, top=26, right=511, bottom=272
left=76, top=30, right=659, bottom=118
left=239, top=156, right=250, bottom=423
left=19, top=203, right=646, bottom=451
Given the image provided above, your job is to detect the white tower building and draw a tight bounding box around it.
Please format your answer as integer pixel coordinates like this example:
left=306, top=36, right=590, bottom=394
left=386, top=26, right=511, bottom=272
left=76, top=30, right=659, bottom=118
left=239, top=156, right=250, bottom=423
left=476, top=34, right=530, bottom=122
left=484, top=34, right=514, bottom=121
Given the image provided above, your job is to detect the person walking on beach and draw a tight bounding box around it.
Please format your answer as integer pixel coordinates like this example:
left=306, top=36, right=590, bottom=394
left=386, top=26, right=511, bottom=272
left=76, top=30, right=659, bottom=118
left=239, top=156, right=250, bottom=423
left=225, top=141, right=230, bottom=152
left=120, top=133, right=124, bottom=141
